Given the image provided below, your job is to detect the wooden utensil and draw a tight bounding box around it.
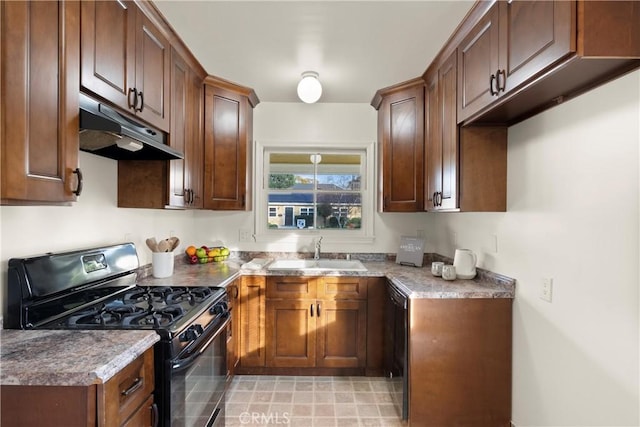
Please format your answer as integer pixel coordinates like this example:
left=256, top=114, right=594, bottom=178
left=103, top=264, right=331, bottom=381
left=157, top=239, right=171, bottom=252
left=169, top=237, right=180, bottom=251
left=146, top=237, right=158, bottom=252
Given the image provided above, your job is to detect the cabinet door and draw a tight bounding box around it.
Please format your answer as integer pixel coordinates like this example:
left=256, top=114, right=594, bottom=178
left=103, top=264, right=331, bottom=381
left=203, top=84, right=249, bottom=210
left=499, top=0, right=574, bottom=94
left=457, top=2, right=500, bottom=123
left=168, top=49, right=189, bottom=208
left=1, top=0, right=80, bottom=204
left=169, top=48, right=202, bottom=208
left=316, top=300, right=367, bottom=368
left=426, top=51, right=458, bottom=211
left=424, top=70, right=440, bottom=211
left=80, top=0, right=136, bottom=112
left=187, top=71, right=204, bottom=208
left=378, top=84, right=424, bottom=212
left=134, top=10, right=170, bottom=131
left=438, top=52, right=458, bottom=211
left=239, top=276, right=266, bottom=367
left=266, top=299, right=316, bottom=368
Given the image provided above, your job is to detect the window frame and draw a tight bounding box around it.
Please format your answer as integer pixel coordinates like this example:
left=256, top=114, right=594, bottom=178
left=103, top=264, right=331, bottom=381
left=254, top=140, right=376, bottom=244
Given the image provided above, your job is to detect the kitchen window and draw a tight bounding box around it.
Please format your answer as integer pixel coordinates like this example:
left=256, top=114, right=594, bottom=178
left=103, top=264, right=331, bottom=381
left=254, top=141, right=375, bottom=243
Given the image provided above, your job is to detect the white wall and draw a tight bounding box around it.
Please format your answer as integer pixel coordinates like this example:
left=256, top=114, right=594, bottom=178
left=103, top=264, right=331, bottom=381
left=193, top=102, right=434, bottom=255
left=430, top=70, right=640, bottom=426
left=0, top=152, right=198, bottom=309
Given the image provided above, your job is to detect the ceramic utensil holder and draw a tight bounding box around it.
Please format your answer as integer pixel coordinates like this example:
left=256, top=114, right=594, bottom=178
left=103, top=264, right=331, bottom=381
left=152, top=252, right=174, bottom=278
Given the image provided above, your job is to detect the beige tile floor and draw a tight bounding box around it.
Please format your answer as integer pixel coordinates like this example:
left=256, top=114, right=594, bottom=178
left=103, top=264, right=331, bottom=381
left=224, top=375, right=406, bottom=427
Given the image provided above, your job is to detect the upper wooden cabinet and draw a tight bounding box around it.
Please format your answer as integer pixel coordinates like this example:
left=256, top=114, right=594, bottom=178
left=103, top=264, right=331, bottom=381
left=168, top=47, right=204, bottom=209
left=458, top=1, right=574, bottom=122
left=373, top=79, right=424, bottom=212
left=458, top=0, right=640, bottom=125
left=80, top=0, right=171, bottom=131
left=425, top=51, right=458, bottom=211
left=203, top=77, right=258, bottom=210
left=425, top=50, right=507, bottom=213
left=1, top=0, right=81, bottom=205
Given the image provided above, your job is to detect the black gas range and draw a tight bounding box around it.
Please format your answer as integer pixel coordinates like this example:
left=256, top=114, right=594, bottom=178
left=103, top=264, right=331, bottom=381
left=6, top=243, right=230, bottom=427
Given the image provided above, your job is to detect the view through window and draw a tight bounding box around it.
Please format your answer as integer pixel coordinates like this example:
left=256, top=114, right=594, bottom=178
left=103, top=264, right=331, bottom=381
left=267, top=151, right=363, bottom=231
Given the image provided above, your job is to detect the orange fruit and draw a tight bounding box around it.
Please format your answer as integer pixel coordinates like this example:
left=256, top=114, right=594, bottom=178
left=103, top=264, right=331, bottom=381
left=185, top=245, right=197, bottom=256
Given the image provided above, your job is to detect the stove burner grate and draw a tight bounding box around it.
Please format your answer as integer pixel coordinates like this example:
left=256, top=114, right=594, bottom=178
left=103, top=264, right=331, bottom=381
left=122, top=305, right=186, bottom=328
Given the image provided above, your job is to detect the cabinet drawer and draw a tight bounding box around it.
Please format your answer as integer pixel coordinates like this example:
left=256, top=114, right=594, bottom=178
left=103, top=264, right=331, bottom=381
left=102, top=348, right=154, bottom=426
left=317, top=277, right=367, bottom=300
left=121, top=395, right=156, bottom=427
left=267, top=276, right=317, bottom=299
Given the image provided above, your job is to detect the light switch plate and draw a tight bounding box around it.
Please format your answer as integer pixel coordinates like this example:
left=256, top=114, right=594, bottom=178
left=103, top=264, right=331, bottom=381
left=540, top=278, right=553, bottom=302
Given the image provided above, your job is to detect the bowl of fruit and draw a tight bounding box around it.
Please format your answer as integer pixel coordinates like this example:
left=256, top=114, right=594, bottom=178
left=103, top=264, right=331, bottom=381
left=185, top=245, right=230, bottom=264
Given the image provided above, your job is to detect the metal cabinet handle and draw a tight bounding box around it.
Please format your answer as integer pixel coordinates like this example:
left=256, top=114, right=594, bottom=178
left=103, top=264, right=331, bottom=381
left=136, top=91, right=144, bottom=112
left=128, top=88, right=138, bottom=110
left=497, top=69, right=506, bottom=92
left=310, top=304, right=314, bottom=317
left=489, top=74, right=498, bottom=96
left=72, top=168, right=83, bottom=196
left=316, top=303, right=321, bottom=317
left=121, top=377, right=143, bottom=397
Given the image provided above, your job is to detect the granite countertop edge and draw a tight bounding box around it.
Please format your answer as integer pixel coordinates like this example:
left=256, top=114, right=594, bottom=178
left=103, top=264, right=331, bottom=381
left=1, top=329, right=159, bottom=387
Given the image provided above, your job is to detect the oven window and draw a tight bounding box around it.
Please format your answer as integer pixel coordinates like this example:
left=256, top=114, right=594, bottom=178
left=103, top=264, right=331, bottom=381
left=171, top=325, right=227, bottom=427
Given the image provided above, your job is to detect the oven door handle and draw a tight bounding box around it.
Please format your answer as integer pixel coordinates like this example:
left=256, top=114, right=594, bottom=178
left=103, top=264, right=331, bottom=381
left=171, top=316, right=230, bottom=372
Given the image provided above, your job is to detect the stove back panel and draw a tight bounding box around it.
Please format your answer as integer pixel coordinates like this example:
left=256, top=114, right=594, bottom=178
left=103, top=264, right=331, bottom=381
left=6, top=243, right=140, bottom=328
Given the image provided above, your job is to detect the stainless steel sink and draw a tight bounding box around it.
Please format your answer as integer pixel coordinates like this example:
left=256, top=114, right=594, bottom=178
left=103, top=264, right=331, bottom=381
left=266, top=259, right=367, bottom=272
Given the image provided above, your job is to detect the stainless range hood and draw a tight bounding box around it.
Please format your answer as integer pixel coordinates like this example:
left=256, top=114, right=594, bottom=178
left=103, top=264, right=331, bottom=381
left=79, top=93, right=183, bottom=161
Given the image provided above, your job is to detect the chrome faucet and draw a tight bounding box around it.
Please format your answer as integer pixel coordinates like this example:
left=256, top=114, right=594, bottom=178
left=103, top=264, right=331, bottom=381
left=314, top=236, right=323, bottom=260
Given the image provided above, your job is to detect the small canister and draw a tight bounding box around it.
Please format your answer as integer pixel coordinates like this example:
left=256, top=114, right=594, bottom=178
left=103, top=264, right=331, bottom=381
left=431, top=261, right=444, bottom=277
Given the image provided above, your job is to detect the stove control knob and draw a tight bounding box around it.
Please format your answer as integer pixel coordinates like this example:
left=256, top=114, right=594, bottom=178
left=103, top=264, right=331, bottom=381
left=210, top=302, right=228, bottom=315
left=180, top=324, right=204, bottom=342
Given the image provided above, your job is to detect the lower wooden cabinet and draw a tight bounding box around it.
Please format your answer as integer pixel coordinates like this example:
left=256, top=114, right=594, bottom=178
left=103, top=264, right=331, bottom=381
left=408, top=298, right=512, bottom=427
left=1, top=347, right=156, bottom=427
left=265, top=276, right=368, bottom=370
left=238, top=275, right=266, bottom=368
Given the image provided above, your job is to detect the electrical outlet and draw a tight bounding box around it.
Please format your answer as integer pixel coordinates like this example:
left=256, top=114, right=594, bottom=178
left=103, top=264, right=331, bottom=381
left=169, top=230, right=175, bottom=237
left=417, top=229, right=426, bottom=240
left=452, top=232, right=458, bottom=246
left=124, top=233, right=132, bottom=242
left=488, top=234, right=498, bottom=253
left=540, top=278, right=553, bottom=302
left=239, top=229, right=252, bottom=242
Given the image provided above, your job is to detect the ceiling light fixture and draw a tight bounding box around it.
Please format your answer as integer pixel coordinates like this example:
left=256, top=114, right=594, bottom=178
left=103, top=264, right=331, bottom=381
left=297, top=71, right=322, bottom=103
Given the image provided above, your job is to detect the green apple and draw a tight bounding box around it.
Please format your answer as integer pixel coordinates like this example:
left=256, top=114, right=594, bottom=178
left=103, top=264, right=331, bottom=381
left=195, top=247, right=207, bottom=259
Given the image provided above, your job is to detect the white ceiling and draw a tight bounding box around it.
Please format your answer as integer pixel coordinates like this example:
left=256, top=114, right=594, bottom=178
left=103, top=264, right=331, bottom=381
left=154, top=1, right=474, bottom=104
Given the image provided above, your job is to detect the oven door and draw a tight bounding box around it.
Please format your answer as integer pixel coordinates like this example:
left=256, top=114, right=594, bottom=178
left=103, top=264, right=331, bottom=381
left=168, top=316, right=229, bottom=427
